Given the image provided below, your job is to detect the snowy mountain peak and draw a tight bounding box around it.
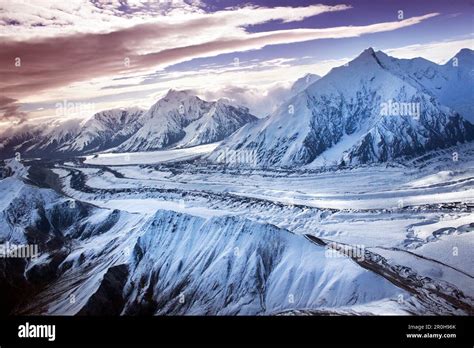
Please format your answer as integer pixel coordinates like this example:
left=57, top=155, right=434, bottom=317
left=349, top=47, right=387, bottom=67
left=356, top=47, right=377, bottom=59
left=149, top=89, right=203, bottom=116
left=209, top=47, right=474, bottom=167
left=455, top=48, right=473, bottom=56
left=117, top=91, right=257, bottom=152
left=450, top=48, right=474, bottom=64
left=362, top=46, right=376, bottom=55
left=89, top=107, right=143, bottom=124
left=333, top=47, right=387, bottom=75
left=291, top=73, right=321, bottom=95
left=164, top=89, right=195, bottom=100
left=57, top=107, right=144, bottom=154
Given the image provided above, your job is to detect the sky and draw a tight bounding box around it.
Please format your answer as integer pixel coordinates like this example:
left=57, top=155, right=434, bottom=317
left=0, top=0, right=473, bottom=126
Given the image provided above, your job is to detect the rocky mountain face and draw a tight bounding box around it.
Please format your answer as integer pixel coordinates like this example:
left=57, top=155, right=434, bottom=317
left=208, top=48, right=474, bottom=168
left=0, top=161, right=405, bottom=315
left=58, top=107, right=144, bottom=154
left=0, top=91, right=257, bottom=159
left=117, top=90, right=257, bottom=152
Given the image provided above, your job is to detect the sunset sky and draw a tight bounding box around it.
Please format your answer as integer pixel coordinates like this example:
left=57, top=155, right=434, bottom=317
left=0, top=0, right=473, bottom=126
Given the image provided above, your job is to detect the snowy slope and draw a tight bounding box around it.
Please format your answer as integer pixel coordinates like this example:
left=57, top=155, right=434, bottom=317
left=375, top=48, right=474, bottom=123
left=209, top=48, right=474, bottom=168
left=0, top=160, right=146, bottom=314
left=0, top=108, right=143, bottom=159
left=0, top=119, right=89, bottom=159
left=0, top=123, right=48, bottom=159
left=120, top=211, right=408, bottom=315
left=118, top=90, right=257, bottom=152
left=33, top=119, right=83, bottom=153
left=58, top=107, right=144, bottom=154
left=3, top=141, right=472, bottom=315
left=290, top=73, right=321, bottom=95
left=0, top=169, right=412, bottom=315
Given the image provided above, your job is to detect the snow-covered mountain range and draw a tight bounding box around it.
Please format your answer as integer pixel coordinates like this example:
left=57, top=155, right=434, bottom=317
left=2, top=143, right=473, bottom=316
left=59, top=107, right=144, bottom=154
left=0, top=91, right=257, bottom=159
left=209, top=48, right=474, bottom=167
left=0, top=162, right=412, bottom=315
left=117, top=89, right=257, bottom=152
left=0, top=48, right=472, bottom=167
left=1, top=48, right=472, bottom=318
left=0, top=108, right=143, bottom=159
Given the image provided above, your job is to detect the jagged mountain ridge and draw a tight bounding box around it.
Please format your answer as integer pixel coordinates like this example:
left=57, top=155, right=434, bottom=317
left=208, top=48, right=474, bottom=167
left=375, top=48, right=474, bottom=123
left=0, top=108, right=143, bottom=159
left=0, top=91, right=258, bottom=159
left=59, top=107, right=144, bottom=154
left=0, top=168, right=408, bottom=315
left=117, top=89, right=258, bottom=152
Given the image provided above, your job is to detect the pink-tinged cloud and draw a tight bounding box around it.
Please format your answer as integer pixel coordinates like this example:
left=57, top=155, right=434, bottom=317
left=0, top=96, right=26, bottom=121
left=0, top=11, right=438, bottom=120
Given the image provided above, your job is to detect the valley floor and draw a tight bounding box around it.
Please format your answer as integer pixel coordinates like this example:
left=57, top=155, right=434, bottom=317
left=2, top=143, right=473, bottom=315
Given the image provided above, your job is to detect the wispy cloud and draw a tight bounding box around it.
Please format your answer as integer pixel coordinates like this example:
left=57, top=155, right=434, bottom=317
left=1, top=11, right=436, bottom=97
left=0, top=1, right=441, bottom=122
left=0, top=0, right=206, bottom=39
left=0, top=96, right=27, bottom=122
left=384, top=37, right=474, bottom=64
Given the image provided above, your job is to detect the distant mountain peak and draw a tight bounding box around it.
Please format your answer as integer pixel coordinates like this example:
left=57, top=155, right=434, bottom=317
left=117, top=91, right=257, bottom=152
left=291, top=73, right=321, bottom=95
left=349, top=47, right=386, bottom=68
left=454, top=47, right=474, bottom=60
left=357, top=47, right=377, bottom=59
left=164, top=89, right=194, bottom=99
left=457, top=48, right=473, bottom=55
left=363, top=47, right=376, bottom=54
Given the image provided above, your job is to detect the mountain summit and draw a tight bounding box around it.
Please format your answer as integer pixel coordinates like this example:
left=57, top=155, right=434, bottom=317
left=208, top=48, right=474, bottom=167
left=0, top=91, right=257, bottom=159
left=118, top=90, right=257, bottom=152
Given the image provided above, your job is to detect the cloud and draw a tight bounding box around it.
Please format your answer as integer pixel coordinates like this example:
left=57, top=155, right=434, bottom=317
left=11, top=54, right=348, bottom=122
left=0, top=11, right=437, bottom=99
left=196, top=81, right=295, bottom=117
left=0, top=2, right=349, bottom=41
left=384, top=37, right=474, bottom=64
left=0, top=2, right=440, bottom=122
left=0, top=0, right=206, bottom=39
left=0, top=96, right=27, bottom=122
left=135, top=12, right=438, bottom=70
left=1, top=4, right=354, bottom=100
